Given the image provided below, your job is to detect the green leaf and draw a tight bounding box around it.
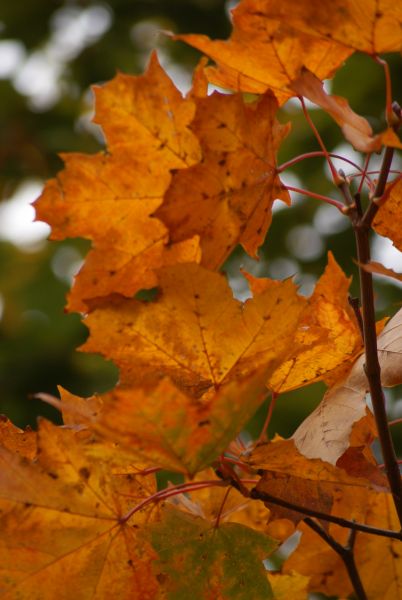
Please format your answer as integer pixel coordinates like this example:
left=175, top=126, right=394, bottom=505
left=148, top=506, right=278, bottom=600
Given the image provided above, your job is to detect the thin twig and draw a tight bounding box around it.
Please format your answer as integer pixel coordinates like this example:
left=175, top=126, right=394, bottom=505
left=214, top=487, right=232, bottom=529
left=248, top=487, right=402, bottom=540
left=304, top=518, right=368, bottom=600
left=256, top=391, right=278, bottom=443
left=278, top=151, right=372, bottom=185
left=283, top=185, right=344, bottom=210
left=298, top=96, right=341, bottom=184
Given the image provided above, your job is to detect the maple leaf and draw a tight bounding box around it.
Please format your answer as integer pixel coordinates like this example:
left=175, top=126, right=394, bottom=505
left=179, top=0, right=352, bottom=99
left=0, top=420, right=160, bottom=599
left=53, top=371, right=269, bottom=477
left=284, top=487, right=402, bottom=599
left=147, top=505, right=278, bottom=600
left=290, top=69, right=402, bottom=152
left=373, top=177, right=402, bottom=253
left=35, top=53, right=202, bottom=312
left=248, top=252, right=363, bottom=393
left=0, top=415, right=36, bottom=459
left=81, top=263, right=305, bottom=398
left=248, top=436, right=387, bottom=524
left=156, top=90, right=290, bottom=268
left=254, top=0, right=402, bottom=55
left=293, top=305, right=402, bottom=463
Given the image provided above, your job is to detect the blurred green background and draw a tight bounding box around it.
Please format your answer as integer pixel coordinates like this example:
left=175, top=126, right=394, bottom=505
left=0, top=0, right=401, bottom=450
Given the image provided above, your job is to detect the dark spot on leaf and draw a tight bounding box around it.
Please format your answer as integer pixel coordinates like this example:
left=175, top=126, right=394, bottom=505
left=79, top=467, right=90, bottom=480
left=198, top=419, right=210, bottom=426
left=48, top=471, right=58, bottom=479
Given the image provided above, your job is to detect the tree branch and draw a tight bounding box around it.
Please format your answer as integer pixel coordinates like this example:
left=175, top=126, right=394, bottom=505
left=304, top=518, right=368, bottom=600
left=353, top=218, right=402, bottom=526
left=248, top=487, right=402, bottom=540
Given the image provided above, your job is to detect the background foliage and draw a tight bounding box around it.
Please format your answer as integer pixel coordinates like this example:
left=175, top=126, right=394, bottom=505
left=1, top=0, right=401, bottom=453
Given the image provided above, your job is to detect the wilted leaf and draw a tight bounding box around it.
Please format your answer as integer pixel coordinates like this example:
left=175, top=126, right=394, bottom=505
left=360, top=261, right=402, bottom=283
left=293, top=305, right=402, bottom=463
left=157, top=91, right=290, bottom=268
left=0, top=421, right=160, bottom=599
left=290, top=70, right=379, bottom=152
left=82, top=263, right=305, bottom=398
left=148, top=506, right=277, bottom=600
left=248, top=437, right=386, bottom=524
left=35, top=53, right=201, bottom=312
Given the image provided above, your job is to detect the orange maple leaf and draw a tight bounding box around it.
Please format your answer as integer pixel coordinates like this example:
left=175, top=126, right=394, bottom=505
left=35, top=53, right=201, bottom=312
left=55, top=371, right=269, bottom=477
left=178, top=0, right=352, bottom=98
left=156, top=90, right=290, bottom=268
left=0, top=420, right=160, bottom=599
left=81, top=263, right=305, bottom=397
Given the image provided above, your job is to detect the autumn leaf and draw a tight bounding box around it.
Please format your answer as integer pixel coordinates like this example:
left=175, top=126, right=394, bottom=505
left=360, top=260, right=402, bottom=284
left=267, top=571, right=310, bottom=600
left=293, top=305, right=402, bottom=463
left=291, top=69, right=402, bottom=152
left=255, top=252, right=362, bottom=393
left=35, top=53, right=202, bottom=312
left=0, top=420, right=160, bottom=599
left=0, top=415, right=36, bottom=459
left=373, top=178, right=402, bottom=252
left=156, top=90, right=290, bottom=268
left=54, top=371, right=269, bottom=477
left=82, top=263, right=306, bottom=398
left=284, top=519, right=352, bottom=597
left=290, top=70, right=377, bottom=152
left=147, top=505, right=278, bottom=600
left=254, top=0, right=402, bottom=54
left=179, top=0, right=352, bottom=99
left=169, top=468, right=269, bottom=532
left=248, top=437, right=386, bottom=524
left=284, top=487, right=402, bottom=599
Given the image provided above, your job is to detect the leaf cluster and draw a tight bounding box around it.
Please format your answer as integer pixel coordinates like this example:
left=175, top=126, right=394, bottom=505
left=1, top=1, right=402, bottom=598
